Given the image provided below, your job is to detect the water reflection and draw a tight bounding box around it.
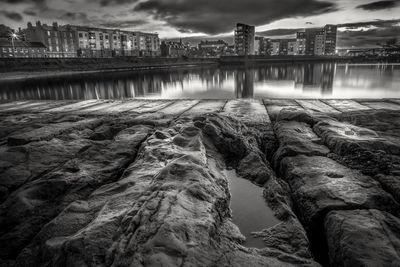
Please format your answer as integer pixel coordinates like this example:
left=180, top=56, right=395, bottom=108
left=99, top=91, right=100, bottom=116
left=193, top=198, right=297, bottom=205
left=1, top=63, right=399, bottom=100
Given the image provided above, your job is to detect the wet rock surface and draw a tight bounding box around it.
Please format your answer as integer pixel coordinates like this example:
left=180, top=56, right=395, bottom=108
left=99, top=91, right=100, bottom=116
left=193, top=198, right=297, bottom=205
left=0, top=99, right=400, bottom=266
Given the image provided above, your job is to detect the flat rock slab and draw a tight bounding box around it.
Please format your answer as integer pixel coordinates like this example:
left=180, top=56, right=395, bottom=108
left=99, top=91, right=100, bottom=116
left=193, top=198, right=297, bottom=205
left=46, top=100, right=101, bottom=113
left=76, top=101, right=127, bottom=114
left=0, top=101, right=53, bottom=112
left=325, top=209, right=400, bottom=266
left=182, top=100, right=226, bottom=116
left=97, top=100, right=148, bottom=114
left=223, top=99, right=271, bottom=124
left=158, top=100, right=200, bottom=115
left=5, top=101, right=73, bottom=112
left=134, top=100, right=174, bottom=113
left=0, top=101, right=31, bottom=111
left=296, top=100, right=341, bottom=114
left=262, top=99, right=304, bottom=121
left=360, top=101, right=400, bottom=110
left=322, top=100, right=371, bottom=112
left=314, top=119, right=400, bottom=155
left=273, top=121, right=330, bottom=170
left=263, top=99, right=299, bottom=106
left=280, top=155, right=399, bottom=229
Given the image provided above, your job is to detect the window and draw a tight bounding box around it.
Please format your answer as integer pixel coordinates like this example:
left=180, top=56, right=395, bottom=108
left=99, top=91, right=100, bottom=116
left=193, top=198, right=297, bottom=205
left=79, top=33, right=83, bottom=38
left=47, top=31, right=51, bottom=36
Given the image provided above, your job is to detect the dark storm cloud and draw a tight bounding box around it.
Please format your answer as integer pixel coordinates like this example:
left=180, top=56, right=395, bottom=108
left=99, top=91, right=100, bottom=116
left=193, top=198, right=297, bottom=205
left=0, top=11, right=23, bottom=21
left=96, top=0, right=139, bottom=7
left=257, top=28, right=303, bottom=37
left=338, top=26, right=400, bottom=47
left=0, top=0, right=45, bottom=4
left=338, top=19, right=400, bottom=29
left=98, top=19, right=147, bottom=28
left=356, top=0, right=397, bottom=11
left=61, top=12, right=89, bottom=21
left=133, top=0, right=338, bottom=34
left=23, top=10, right=37, bottom=16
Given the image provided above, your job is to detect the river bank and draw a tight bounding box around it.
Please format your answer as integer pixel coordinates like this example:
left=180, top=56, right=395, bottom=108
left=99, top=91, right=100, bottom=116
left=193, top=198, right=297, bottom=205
left=0, top=57, right=218, bottom=82
left=0, top=99, right=400, bottom=266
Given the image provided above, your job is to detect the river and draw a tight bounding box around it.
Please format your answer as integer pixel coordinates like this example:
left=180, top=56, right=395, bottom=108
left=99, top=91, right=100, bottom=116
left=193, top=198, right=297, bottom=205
left=1, top=63, right=399, bottom=100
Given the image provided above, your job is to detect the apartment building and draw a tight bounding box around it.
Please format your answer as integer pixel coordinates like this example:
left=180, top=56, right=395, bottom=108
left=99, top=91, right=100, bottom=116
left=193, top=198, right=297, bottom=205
left=296, top=32, right=306, bottom=55
left=24, top=21, right=160, bottom=58
left=305, top=25, right=337, bottom=56
left=271, top=40, right=280, bottom=55
left=25, top=21, right=77, bottom=58
left=324, top=24, right=337, bottom=55
left=235, top=23, right=255, bottom=55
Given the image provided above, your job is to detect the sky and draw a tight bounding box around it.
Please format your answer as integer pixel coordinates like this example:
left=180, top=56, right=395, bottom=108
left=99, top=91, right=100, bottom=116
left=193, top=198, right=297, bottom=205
left=0, top=0, right=399, bottom=48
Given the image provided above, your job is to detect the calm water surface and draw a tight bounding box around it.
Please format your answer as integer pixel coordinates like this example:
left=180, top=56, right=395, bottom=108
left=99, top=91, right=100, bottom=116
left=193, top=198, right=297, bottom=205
left=1, top=63, right=399, bottom=100
left=224, top=168, right=279, bottom=248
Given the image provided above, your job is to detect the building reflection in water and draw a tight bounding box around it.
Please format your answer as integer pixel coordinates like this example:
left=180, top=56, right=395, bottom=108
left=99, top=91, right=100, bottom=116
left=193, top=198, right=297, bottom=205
left=234, top=69, right=254, bottom=98
left=0, top=63, right=338, bottom=100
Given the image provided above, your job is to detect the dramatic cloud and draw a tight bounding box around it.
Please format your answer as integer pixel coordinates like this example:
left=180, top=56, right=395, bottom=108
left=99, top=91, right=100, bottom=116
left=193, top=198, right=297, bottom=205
left=98, top=19, right=148, bottom=28
left=356, top=1, right=397, bottom=11
left=338, top=26, right=400, bottom=47
left=338, top=19, right=400, bottom=29
left=253, top=19, right=400, bottom=48
left=23, top=10, right=37, bottom=16
left=0, top=11, right=23, bottom=22
left=95, top=0, right=139, bottom=7
left=133, top=0, right=337, bottom=34
left=257, top=28, right=303, bottom=37
left=0, top=0, right=45, bottom=4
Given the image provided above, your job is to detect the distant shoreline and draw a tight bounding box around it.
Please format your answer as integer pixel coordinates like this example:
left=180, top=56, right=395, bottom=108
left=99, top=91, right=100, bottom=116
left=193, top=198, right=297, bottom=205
left=0, top=60, right=218, bottom=82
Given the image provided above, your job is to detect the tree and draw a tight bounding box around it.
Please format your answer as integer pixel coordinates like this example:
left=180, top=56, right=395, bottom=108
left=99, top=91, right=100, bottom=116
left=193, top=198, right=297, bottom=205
left=0, top=24, right=13, bottom=39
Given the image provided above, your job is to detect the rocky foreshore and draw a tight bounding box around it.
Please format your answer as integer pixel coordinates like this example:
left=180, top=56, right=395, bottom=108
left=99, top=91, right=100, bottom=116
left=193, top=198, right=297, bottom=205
left=0, top=98, right=400, bottom=267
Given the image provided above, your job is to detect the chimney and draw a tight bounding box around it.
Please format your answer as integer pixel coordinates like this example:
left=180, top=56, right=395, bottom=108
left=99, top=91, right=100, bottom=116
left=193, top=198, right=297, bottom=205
left=27, top=22, right=32, bottom=28
left=53, top=22, right=58, bottom=29
left=36, top=21, right=41, bottom=27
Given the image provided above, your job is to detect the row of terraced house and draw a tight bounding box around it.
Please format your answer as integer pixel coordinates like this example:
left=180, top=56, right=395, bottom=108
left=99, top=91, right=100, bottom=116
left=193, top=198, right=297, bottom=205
left=0, top=21, right=160, bottom=58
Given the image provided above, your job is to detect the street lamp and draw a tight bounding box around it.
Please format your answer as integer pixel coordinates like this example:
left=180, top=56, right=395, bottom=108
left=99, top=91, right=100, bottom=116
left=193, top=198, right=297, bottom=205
left=10, top=32, right=19, bottom=58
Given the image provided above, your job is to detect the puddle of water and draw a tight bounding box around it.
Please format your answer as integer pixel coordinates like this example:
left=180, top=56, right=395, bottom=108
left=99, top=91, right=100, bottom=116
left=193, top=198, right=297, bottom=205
left=223, top=168, right=279, bottom=248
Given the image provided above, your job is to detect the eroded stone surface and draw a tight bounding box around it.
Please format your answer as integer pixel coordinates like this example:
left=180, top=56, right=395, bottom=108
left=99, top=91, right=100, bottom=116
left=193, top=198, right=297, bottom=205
left=7, top=118, right=318, bottom=267
left=325, top=209, right=400, bottom=267
left=314, top=118, right=400, bottom=176
left=280, top=155, right=399, bottom=230
left=1, top=99, right=400, bottom=267
left=273, top=121, right=329, bottom=171
left=0, top=125, right=152, bottom=261
left=8, top=118, right=102, bottom=146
